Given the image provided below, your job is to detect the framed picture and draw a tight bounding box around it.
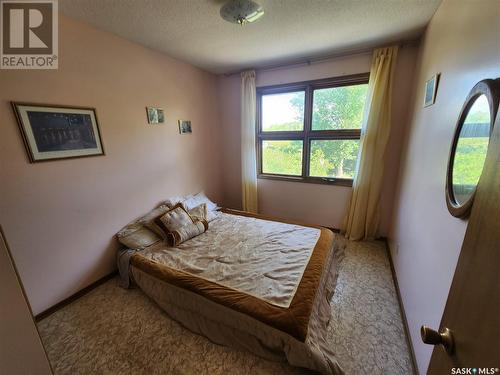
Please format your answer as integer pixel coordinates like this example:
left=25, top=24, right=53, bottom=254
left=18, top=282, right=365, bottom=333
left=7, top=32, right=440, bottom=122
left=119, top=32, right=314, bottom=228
left=157, top=109, right=165, bottom=123
left=12, top=102, right=105, bottom=163
left=424, top=73, right=440, bottom=107
left=178, top=120, right=192, bottom=134
left=146, top=107, right=165, bottom=124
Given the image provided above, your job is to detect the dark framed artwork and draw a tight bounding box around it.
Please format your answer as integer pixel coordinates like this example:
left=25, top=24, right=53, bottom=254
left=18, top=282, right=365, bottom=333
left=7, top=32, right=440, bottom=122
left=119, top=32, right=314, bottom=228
left=178, top=120, right=192, bottom=134
left=12, top=102, right=105, bottom=163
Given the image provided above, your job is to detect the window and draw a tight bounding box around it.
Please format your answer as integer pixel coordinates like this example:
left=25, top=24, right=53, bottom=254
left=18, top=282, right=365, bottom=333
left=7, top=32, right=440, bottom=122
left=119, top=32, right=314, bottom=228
left=262, top=91, right=304, bottom=132
left=257, top=73, right=369, bottom=186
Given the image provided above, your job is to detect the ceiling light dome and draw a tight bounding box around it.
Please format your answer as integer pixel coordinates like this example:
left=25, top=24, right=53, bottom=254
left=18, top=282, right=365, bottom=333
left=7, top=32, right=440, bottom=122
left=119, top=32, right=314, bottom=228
left=220, top=0, right=264, bottom=25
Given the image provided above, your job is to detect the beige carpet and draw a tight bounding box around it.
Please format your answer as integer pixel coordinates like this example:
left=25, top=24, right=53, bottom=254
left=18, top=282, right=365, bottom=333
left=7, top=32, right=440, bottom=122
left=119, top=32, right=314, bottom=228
left=38, top=240, right=413, bottom=375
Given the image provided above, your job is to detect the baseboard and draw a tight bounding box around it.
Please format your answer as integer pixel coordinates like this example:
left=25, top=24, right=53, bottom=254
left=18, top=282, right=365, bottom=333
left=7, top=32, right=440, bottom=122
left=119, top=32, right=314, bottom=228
left=35, top=270, right=118, bottom=322
left=382, top=238, right=420, bottom=375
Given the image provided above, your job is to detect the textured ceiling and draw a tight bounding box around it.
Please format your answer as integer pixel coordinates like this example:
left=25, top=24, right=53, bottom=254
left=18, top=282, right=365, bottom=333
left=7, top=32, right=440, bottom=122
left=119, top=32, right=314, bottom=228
left=59, top=0, right=441, bottom=74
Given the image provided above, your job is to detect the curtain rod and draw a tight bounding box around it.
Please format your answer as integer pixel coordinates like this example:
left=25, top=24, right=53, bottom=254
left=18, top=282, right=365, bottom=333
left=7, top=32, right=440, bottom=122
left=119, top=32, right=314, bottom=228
left=222, top=38, right=420, bottom=77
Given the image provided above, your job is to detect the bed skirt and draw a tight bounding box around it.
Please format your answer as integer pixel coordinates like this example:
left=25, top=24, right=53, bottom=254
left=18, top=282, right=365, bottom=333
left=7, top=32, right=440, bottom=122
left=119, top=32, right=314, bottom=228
left=130, top=235, right=345, bottom=374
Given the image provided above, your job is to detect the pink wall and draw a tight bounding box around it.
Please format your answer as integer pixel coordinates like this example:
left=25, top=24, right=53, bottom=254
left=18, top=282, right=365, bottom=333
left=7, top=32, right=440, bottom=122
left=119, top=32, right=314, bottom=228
left=0, top=15, right=223, bottom=315
left=218, top=47, right=419, bottom=232
left=388, top=0, right=500, bottom=372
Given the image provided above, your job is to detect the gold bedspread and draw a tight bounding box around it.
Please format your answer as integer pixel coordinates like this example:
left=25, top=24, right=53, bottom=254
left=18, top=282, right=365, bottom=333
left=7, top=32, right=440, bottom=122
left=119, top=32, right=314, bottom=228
left=131, top=209, right=335, bottom=342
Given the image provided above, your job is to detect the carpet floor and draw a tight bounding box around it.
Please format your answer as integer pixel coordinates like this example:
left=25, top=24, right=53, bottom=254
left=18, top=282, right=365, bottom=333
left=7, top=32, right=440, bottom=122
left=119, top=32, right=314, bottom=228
left=37, top=240, right=413, bottom=375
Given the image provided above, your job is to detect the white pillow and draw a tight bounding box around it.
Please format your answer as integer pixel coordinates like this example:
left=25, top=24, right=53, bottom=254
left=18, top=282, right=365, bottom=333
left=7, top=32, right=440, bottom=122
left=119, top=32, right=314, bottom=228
left=163, top=194, right=193, bottom=208
left=183, top=192, right=218, bottom=211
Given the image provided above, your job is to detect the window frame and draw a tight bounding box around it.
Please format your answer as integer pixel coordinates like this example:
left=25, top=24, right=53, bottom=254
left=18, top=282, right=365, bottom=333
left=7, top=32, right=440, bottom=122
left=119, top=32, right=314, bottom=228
left=256, top=73, right=370, bottom=187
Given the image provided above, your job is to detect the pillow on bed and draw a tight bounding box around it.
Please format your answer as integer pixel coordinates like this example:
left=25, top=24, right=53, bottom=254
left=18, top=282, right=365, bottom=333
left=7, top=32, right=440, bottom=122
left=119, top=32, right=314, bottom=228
left=139, top=205, right=172, bottom=237
left=187, top=203, right=207, bottom=221
left=116, top=205, right=170, bottom=249
left=187, top=203, right=217, bottom=223
left=138, top=204, right=171, bottom=223
left=153, top=204, right=208, bottom=245
left=156, top=203, right=194, bottom=231
left=163, top=194, right=193, bottom=208
left=166, top=220, right=208, bottom=246
left=183, top=192, right=218, bottom=212
left=116, top=222, right=161, bottom=250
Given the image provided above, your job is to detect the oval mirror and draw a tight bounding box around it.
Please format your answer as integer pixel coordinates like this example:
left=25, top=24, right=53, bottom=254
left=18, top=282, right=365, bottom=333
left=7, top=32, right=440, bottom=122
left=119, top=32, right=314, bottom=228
left=446, top=79, right=499, bottom=218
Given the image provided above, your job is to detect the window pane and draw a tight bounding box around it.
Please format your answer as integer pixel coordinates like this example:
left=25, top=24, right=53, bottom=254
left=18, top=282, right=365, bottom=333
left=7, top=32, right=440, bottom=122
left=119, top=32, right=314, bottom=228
left=262, top=140, right=303, bottom=175
left=309, top=139, right=360, bottom=179
left=452, top=94, right=490, bottom=205
left=262, top=91, right=305, bottom=132
left=312, top=84, right=368, bottom=130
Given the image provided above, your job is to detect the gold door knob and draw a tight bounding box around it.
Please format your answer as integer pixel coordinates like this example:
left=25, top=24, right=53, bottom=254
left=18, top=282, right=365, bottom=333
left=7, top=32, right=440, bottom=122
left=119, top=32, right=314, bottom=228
left=420, top=325, right=454, bottom=354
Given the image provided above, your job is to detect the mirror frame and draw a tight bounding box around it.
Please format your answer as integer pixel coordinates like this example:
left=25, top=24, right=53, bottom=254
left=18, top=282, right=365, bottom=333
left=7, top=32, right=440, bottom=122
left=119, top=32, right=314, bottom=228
left=446, top=79, right=500, bottom=218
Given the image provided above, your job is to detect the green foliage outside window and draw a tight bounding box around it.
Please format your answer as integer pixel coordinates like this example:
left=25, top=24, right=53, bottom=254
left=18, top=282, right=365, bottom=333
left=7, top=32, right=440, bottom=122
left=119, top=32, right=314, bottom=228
left=453, top=137, right=489, bottom=187
left=309, top=139, right=360, bottom=178
left=262, top=140, right=303, bottom=176
left=261, top=84, right=368, bottom=178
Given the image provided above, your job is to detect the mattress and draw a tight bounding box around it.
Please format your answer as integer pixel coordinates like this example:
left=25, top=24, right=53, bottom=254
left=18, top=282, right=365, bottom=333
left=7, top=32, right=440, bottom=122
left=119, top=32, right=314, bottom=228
left=128, top=209, right=345, bottom=374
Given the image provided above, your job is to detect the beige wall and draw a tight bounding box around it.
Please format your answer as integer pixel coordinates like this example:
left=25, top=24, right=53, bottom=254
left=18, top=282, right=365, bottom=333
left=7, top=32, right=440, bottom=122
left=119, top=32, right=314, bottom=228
left=218, top=47, right=419, bottom=232
left=388, top=0, right=500, bottom=372
left=0, top=15, right=222, bottom=315
left=0, top=229, right=52, bottom=375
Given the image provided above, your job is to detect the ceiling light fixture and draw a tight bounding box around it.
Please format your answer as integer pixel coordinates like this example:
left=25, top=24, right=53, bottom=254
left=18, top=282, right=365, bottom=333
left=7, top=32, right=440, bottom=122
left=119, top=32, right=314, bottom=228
left=220, top=0, right=264, bottom=26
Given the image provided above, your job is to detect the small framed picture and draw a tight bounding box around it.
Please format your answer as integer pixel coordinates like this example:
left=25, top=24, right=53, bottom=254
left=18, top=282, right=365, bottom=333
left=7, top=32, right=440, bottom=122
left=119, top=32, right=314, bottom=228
left=157, top=109, right=165, bottom=123
left=424, top=73, right=440, bottom=107
left=178, top=120, right=192, bottom=134
left=146, top=107, right=165, bottom=124
left=11, top=102, right=105, bottom=163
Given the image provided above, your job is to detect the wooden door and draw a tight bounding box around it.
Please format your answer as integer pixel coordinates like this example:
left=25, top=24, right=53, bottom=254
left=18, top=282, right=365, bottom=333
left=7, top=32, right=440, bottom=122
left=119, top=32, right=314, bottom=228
left=424, top=109, right=500, bottom=373
left=0, top=226, right=53, bottom=374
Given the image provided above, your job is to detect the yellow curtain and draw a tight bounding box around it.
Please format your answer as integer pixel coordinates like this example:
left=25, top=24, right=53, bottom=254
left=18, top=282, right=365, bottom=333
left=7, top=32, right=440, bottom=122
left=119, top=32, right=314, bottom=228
left=344, top=46, right=398, bottom=240
left=241, top=70, right=258, bottom=213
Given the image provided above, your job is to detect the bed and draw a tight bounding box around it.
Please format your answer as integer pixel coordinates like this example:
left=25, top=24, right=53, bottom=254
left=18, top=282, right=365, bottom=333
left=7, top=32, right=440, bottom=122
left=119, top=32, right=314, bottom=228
left=119, top=208, right=345, bottom=374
